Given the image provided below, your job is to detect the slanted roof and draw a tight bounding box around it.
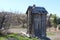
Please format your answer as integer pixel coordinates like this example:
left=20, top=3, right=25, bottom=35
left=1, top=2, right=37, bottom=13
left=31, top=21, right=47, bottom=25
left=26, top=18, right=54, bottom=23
left=26, top=5, right=48, bottom=14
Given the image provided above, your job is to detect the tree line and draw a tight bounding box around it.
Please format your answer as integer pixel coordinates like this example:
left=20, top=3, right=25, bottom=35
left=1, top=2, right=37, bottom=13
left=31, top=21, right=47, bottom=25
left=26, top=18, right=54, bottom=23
left=47, top=14, right=60, bottom=31
left=0, top=11, right=60, bottom=35
left=0, top=11, right=27, bottom=35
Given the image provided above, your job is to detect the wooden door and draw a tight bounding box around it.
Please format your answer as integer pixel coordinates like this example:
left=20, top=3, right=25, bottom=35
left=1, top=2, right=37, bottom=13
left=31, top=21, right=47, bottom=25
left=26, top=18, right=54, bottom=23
left=33, top=14, right=40, bottom=37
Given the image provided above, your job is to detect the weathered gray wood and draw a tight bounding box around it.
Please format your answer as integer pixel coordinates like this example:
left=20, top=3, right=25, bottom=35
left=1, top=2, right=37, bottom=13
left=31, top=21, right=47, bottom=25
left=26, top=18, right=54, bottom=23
left=26, top=5, right=48, bottom=39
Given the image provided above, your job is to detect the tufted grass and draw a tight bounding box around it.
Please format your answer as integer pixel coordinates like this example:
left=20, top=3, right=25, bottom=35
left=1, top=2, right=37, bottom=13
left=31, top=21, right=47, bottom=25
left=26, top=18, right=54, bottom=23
left=0, top=33, right=38, bottom=40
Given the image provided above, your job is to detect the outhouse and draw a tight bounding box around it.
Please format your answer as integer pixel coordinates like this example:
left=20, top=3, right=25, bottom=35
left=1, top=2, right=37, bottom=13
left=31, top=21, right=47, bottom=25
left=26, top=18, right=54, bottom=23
left=26, top=5, right=48, bottom=38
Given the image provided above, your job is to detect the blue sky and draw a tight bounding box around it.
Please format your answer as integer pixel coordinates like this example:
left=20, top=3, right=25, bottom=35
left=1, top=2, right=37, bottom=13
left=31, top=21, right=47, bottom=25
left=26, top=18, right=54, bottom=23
left=0, top=0, right=60, bottom=17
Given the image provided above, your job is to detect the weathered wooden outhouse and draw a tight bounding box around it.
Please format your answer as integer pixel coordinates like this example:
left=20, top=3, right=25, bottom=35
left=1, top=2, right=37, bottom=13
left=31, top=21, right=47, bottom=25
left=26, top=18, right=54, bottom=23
left=26, top=5, right=48, bottom=38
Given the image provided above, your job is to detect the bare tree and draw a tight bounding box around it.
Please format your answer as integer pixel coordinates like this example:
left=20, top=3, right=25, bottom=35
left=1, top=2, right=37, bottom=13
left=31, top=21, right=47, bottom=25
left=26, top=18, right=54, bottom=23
left=19, top=14, right=27, bottom=28
left=0, top=13, right=10, bottom=35
left=53, top=14, right=57, bottom=31
left=47, top=14, right=52, bottom=31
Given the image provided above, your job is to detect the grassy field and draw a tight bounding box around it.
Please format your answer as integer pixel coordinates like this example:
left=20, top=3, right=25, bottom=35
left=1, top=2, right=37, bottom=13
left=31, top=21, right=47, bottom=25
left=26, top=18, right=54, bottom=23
left=0, top=32, right=55, bottom=40
left=0, top=33, right=38, bottom=40
left=47, top=32, right=55, bottom=36
left=0, top=28, right=60, bottom=40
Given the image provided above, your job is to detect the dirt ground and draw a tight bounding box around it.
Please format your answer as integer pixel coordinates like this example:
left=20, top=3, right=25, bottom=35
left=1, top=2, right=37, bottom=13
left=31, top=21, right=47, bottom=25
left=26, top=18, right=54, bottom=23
left=8, top=28, right=60, bottom=40
left=47, top=31, right=60, bottom=40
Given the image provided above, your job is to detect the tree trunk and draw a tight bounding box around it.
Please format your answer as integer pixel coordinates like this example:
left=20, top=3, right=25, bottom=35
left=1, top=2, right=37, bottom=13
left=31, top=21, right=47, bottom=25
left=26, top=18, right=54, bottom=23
left=55, top=28, right=56, bottom=31
left=49, top=28, right=51, bottom=31
left=22, top=23, right=24, bottom=28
